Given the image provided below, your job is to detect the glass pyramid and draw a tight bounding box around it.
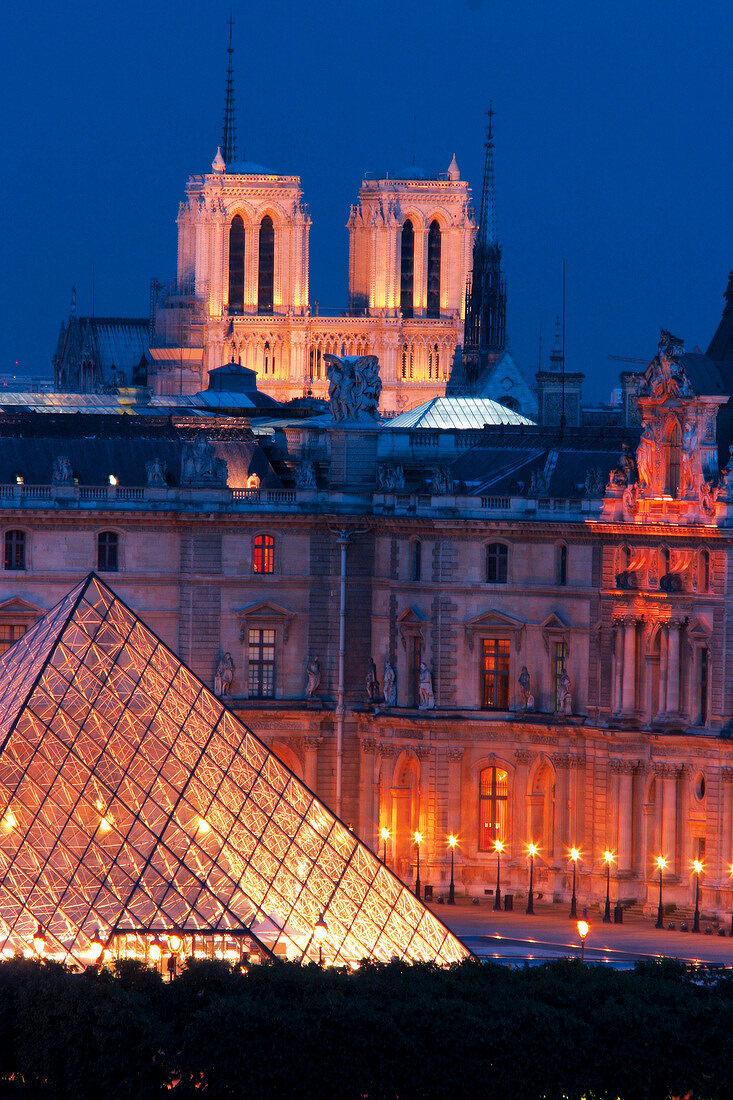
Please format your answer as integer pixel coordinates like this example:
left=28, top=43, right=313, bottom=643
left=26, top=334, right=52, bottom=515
left=0, top=575, right=468, bottom=967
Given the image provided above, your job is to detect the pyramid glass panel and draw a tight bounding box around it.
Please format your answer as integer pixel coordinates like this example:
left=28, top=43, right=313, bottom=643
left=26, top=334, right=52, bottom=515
left=0, top=575, right=469, bottom=967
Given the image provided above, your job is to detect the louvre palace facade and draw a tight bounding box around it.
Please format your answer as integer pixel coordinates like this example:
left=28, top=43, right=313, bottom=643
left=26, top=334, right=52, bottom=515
left=6, top=286, right=733, bottom=926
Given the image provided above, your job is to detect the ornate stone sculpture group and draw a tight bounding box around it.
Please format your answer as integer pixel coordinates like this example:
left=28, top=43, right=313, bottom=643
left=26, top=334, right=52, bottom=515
left=181, top=440, right=228, bottom=487
left=325, top=354, right=382, bottom=422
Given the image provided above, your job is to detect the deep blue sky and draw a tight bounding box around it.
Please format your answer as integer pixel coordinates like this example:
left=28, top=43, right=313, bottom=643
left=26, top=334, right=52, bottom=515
left=1, top=1, right=730, bottom=400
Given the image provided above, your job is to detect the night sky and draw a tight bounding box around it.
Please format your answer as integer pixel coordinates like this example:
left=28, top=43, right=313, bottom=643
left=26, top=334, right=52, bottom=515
left=1, top=1, right=730, bottom=400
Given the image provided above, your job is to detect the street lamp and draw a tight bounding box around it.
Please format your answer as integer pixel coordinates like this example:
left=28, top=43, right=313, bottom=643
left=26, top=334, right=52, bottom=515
left=526, top=843, right=537, bottom=915
left=569, top=847, right=580, bottom=918
left=493, top=839, right=504, bottom=911
left=448, top=835, right=457, bottom=905
left=413, top=831, right=423, bottom=899
left=381, top=826, right=390, bottom=866
left=603, top=850, right=614, bottom=923
left=577, top=919, right=589, bottom=963
left=148, top=935, right=163, bottom=968
left=655, top=856, right=667, bottom=929
left=313, top=915, right=328, bottom=965
left=692, top=859, right=702, bottom=934
left=89, top=929, right=105, bottom=965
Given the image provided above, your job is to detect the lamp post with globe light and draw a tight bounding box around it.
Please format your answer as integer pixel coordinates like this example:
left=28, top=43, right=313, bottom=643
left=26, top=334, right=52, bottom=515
left=381, top=826, right=390, bottom=866
left=569, top=847, right=580, bottom=918
left=526, top=843, right=537, bottom=914
left=494, top=839, right=504, bottom=911
left=655, top=855, right=667, bottom=929
left=577, top=919, right=589, bottom=963
left=448, top=835, right=457, bottom=905
left=414, top=831, right=422, bottom=899
left=692, top=859, right=702, bottom=933
left=603, top=850, right=614, bottom=923
left=313, top=915, right=328, bottom=965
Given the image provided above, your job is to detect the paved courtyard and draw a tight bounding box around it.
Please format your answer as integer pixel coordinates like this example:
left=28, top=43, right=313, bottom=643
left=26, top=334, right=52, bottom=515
left=430, top=898, right=733, bottom=967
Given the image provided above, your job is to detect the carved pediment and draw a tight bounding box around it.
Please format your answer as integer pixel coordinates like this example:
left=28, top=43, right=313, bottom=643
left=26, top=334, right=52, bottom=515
left=687, top=615, right=712, bottom=642
left=0, top=597, right=45, bottom=616
left=541, top=612, right=570, bottom=656
left=463, top=610, right=526, bottom=653
left=398, top=605, right=427, bottom=649
left=237, top=601, right=295, bottom=644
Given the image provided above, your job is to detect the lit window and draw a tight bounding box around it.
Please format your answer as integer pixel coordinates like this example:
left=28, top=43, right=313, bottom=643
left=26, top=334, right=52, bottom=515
left=479, top=766, right=508, bottom=849
left=97, top=532, right=119, bottom=573
left=0, top=623, right=27, bottom=657
left=481, top=638, right=510, bottom=709
left=258, top=215, right=274, bottom=314
left=426, top=220, right=441, bottom=318
left=4, top=531, right=25, bottom=571
left=400, top=220, right=414, bottom=318
left=248, top=628, right=275, bottom=698
left=253, top=534, right=274, bottom=574
left=486, top=543, right=507, bottom=584
left=228, top=215, right=245, bottom=314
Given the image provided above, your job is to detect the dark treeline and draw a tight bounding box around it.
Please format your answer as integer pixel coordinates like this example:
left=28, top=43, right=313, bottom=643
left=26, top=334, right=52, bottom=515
left=0, top=955, right=728, bottom=1099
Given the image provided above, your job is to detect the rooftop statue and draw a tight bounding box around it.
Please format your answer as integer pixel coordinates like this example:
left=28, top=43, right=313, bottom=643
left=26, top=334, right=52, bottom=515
left=638, top=329, right=693, bottom=400
left=325, top=354, right=382, bottom=422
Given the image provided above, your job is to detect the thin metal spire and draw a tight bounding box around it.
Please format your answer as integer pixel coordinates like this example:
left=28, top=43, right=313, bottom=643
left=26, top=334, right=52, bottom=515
left=477, top=103, right=497, bottom=247
left=221, top=12, right=237, bottom=165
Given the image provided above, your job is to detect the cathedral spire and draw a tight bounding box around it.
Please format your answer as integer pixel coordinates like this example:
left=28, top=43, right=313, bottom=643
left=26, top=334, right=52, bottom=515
left=477, top=103, right=497, bottom=248
left=221, top=12, right=237, bottom=166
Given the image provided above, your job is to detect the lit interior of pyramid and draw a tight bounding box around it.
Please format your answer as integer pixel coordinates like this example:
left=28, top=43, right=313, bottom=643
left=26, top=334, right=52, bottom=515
left=0, top=576, right=468, bottom=968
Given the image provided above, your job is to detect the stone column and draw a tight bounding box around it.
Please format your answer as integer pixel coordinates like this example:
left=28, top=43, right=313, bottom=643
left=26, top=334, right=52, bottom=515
left=721, top=769, right=733, bottom=886
left=621, top=619, right=637, bottom=714
left=666, top=621, right=681, bottom=715
left=613, top=760, right=636, bottom=874
left=657, top=625, right=668, bottom=717
left=358, top=738, right=377, bottom=850
left=659, top=763, right=679, bottom=873
left=417, top=743, right=433, bottom=860
left=551, top=753, right=571, bottom=863
left=303, top=735, right=322, bottom=793
left=378, top=744, right=395, bottom=862
left=613, top=621, right=624, bottom=713
left=513, top=748, right=534, bottom=848
left=445, top=748, right=464, bottom=839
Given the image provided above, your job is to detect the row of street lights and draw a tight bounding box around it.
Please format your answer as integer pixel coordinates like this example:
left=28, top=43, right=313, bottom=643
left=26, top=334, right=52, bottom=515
left=381, top=826, right=710, bottom=926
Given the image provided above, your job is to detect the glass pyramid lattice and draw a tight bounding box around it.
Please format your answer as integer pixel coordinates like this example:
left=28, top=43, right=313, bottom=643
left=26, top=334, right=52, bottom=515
left=0, top=575, right=468, bottom=967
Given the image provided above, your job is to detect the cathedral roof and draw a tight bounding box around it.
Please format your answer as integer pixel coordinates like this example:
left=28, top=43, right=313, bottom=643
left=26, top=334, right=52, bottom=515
left=386, top=396, right=535, bottom=430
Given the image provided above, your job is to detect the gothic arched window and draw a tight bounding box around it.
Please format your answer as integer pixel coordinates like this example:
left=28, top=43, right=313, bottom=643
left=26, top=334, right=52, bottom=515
left=400, top=220, right=414, bottom=318
left=228, top=215, right=245, bottom=314
left=258, top=215, right=275, bottom=314
left=426, top=220, right=441, bottom=317
left=664, top=421, right=681, bottom=497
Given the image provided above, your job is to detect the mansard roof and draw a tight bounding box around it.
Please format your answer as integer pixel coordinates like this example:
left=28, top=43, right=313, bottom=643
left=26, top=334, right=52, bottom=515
left=0, top=575, right=468, bottom=967
left=706, top=272, right=733, bottom=362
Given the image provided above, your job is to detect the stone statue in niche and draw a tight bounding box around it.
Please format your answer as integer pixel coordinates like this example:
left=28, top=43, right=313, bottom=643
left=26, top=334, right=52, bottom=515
left=609, top=442, right=636, bottom=489
left=518, top=666, right=534, bottom=712
left=296, top=460, right=316, bottom=489
left=214, top=652, right=234, bottom=697
left=305, top=656, right=321, bottom=698
left=246, top=472, right=261, bottom=489
left=383, top=660, right=397, bottom=708
left=181, top=440, right=228, bottom=487
left=584, top=467, right=605, bottom=497
left=418, top=662, right=435, bottom=710
left=52, top=456, right=73, bottom=485
left=557, top=670, right=573, bottom=716
left=146, top=458, right=167, bottom=488
left=680, top=419, right=699, bottom=495
left=366, top=657, right=380, bottom=703
left=635, top=423, right=655, bottom=491
left=429, top=467, right=452, bottom=495
left=325, top=354, right=382, bottom=421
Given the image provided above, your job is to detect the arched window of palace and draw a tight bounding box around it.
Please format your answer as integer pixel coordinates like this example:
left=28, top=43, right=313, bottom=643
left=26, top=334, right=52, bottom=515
left=228, top=215, right=245, bottom=314
left=410, top=539, right=421, bottom=582
left=426, top=220, right=441, bottom=318
left=400, top=220, right=414, bottom=318
left=478, top=765, right=508, bottom=850
left=699, top=549, right=710, bottom=592
left=557, top=543, right=568, bottom=586
left=258, top=215, right=275, bottom=314
left=664, top=420, right=681, bottom=496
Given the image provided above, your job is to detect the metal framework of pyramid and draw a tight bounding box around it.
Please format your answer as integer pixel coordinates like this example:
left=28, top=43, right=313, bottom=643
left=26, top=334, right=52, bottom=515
left=0, top=575, right=468, bottom=967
